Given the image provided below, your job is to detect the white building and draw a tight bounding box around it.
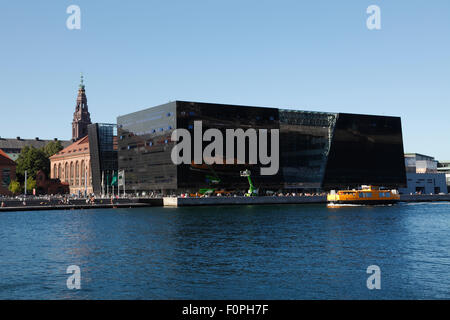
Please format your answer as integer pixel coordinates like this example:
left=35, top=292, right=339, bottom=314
left=399, top=153, right=447, bottom=194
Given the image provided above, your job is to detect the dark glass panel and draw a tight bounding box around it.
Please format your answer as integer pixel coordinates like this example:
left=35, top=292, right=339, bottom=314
left=279, top=110, right=337, bottom=189
left=176, top=101, right=284, bottom=191
left=322, top=113, right=407, bottom=189
left=88, top=123, right=118, bottom=195
left=117, top=102, right=177, bottom=193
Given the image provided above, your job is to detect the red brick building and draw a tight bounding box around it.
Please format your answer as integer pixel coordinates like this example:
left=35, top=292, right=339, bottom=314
left=35, top=170, right=70, bottom=195
left=0, top=148, right=16, bottom=195
left=49, top=75, right=94, bottom=195
left=50, top=135, right=92, bottom=195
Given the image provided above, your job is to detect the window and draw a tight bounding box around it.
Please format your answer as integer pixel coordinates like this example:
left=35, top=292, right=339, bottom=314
left=385, top=192, right=390, bottom=197
left=2, top=169, right=10, bottom=187
left=359, top=193, right=364, bottom=198
left=379, top=192, right=385, bottom=197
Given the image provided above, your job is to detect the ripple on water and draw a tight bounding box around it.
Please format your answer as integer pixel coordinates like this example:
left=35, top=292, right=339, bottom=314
left=0, top=203, right=449, bottom=299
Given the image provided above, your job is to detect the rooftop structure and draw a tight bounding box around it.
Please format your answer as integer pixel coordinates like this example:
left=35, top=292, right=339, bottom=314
left=0, top=137, right=71, bottom=161
left=404, top=153, right=438, bottom=173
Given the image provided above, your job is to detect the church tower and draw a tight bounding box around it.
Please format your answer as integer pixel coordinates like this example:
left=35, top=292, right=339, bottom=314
left=72, top=74, right=92, bottom=141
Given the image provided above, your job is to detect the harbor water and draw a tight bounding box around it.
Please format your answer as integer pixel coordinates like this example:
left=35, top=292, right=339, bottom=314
left=1, top=202, right=449, bottom=299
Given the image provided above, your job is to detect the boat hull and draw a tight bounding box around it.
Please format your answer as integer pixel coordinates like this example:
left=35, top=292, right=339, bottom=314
left=328, top=200, right=399, bottom=205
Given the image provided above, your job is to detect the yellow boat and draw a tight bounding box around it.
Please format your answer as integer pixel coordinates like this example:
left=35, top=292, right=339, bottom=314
left=327, top=186, right=400, bottom=205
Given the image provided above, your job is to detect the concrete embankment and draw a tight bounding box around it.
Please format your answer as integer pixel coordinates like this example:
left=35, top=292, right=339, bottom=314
left=163, top=195, right=327, bottom=207
left=1, top=194, right=449, bottom=211
left=0, top=198, right=162, bottom=212
left=163, top=194, right=450, bottom=207
left=400, top=194, right=450, bottom=202
left=0, top=203, right=151, bottom=212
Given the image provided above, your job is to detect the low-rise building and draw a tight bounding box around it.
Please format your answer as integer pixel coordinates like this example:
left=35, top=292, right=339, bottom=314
left=0, top=149, right=16, bottom=195
left=0, top=137, right=70, bottom=161
left=399, top=153, right=447, bottom=194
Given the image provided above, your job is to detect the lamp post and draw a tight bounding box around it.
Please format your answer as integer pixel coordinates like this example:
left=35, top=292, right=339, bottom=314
left=24, top=170, right=27, bottom=198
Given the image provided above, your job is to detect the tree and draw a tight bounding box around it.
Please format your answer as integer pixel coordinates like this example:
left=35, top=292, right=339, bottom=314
left=8, top=180, right=22, bottom=195
left=15, top=146, right=50, bottom=181
left=26, top=177, right=36, bottom=194
left=42, top=140, right=63, bottom=158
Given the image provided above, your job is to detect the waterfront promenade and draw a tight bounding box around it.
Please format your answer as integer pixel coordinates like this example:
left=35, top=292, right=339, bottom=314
left=0, top=197, right=161, bottom=212
left=1, top=194, right=450, bottom=211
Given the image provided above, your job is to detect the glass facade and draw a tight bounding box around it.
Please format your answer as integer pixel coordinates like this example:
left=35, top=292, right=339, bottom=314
left=117, top=103, right=177, bottom=193
left=322, top=113, right=406, bottom=189
left=176, top=101, right=283, bottom=192
left=279, top=110, right=337, bottom=189
left=88, top=123, right=118, bottom=194
left=117, top=101, right=407, bottom=193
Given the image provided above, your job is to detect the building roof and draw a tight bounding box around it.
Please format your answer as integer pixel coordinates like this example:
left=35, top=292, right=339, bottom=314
left=404, top=153, right=436, bottom=161
left=0, top=137, right=71, bottom=151
left=50, top=135, right=90, bottom=160
left=0, top=148, right=16, bottom=166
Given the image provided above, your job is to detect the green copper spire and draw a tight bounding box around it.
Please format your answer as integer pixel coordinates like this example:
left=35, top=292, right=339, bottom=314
left=79, top=73, right=85, bottom=89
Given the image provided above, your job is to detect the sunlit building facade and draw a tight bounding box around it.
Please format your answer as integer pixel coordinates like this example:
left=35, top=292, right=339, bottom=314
left=49, top=135, right=92, bottom=195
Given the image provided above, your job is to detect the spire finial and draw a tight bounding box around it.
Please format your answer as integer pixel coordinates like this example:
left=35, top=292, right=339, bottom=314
left=79, top=72, right=85, bottom=89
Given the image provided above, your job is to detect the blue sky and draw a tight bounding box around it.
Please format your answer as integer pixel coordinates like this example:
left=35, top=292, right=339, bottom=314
left=0, top=1, right=449, bottom=159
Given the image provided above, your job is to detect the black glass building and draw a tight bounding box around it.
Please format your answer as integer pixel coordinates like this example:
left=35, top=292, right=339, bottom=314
left=117, top=101, right=406, bottom=194
left=88, top=123, right=118, bottom=195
